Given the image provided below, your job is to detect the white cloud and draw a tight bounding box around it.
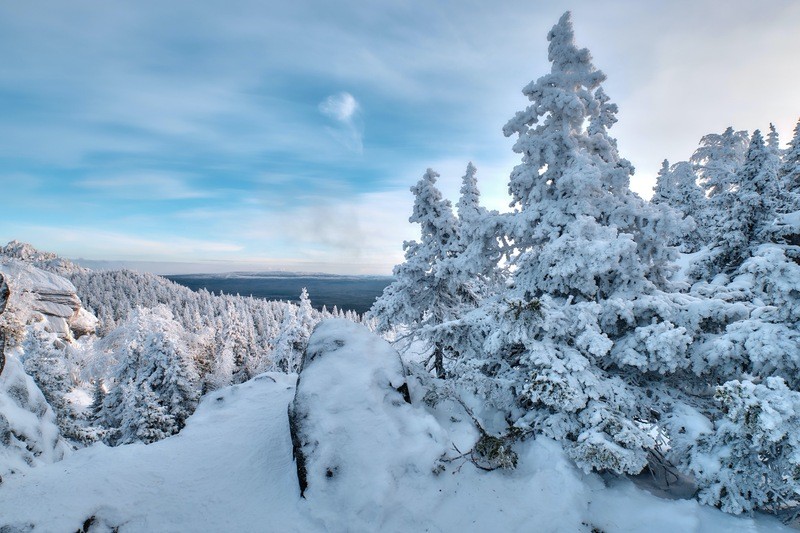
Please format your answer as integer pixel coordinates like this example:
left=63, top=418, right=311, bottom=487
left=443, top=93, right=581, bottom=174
left=319, top=92, right=359, bottom=122
left=319, top=92, right=363, bottom=153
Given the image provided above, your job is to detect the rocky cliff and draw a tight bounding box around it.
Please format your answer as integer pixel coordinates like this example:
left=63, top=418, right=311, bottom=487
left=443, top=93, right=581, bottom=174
left=0, top=259, right=97, bottom=345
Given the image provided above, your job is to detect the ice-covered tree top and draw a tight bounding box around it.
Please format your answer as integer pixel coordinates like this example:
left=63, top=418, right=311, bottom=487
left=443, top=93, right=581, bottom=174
left=653, top=160, right=703, bottom=214
left=652, top=160, right=672, bottom=205
left=504, top=12, right=602, bottom=208
left=498, top=11, right=677, bottom=299
left=767, top=123, right=780, bottom=153
left=410, top=169, right=458, bottom=251
left=781, top=118, right=800, bottom=187
left=736, top=130, right=777, bottom=215
left=691, top=126, right=749, bottom=197
left=502, top=11, right=636, bottom=217
left=456, top=162, right=482, bottom=222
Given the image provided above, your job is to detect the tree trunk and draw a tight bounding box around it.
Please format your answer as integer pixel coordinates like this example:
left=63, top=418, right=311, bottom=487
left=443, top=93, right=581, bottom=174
left=433, top=344, right=445, bottom=378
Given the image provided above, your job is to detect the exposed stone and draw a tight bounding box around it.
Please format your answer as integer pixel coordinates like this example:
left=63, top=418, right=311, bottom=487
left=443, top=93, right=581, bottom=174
left=0, top=260, right=96, bottom=346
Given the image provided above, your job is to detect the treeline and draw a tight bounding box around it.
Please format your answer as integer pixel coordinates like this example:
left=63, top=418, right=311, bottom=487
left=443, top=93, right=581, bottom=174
left=1, top=243, right=365, bottom=450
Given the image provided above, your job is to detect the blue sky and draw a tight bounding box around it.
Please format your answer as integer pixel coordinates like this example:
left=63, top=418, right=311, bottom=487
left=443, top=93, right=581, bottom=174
left=1, top=0, right=799, bottom=274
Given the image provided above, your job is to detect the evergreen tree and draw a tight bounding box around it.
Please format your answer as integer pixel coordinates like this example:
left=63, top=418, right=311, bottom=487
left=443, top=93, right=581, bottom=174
left=455, top=162, right=481, bottom=221
left=273, top=290, right=317, bottom=373
left=445, top=12, right=686, bottom=476
left=651, top=160, right=705, bottom=250
left=651, top=160, right=673, bottom=206
left=690, top=378, right=800, bottom=514
left=780, top=118, right=800, bottom=210
left=691, top=127, right=749, bottom=197
left=96, top=306, right=199, bottom=446
left=21, top=326, right=81, bottom=442
left=711, top=130, right=780, bottom=271
left=369, top=169, right=461, bottom=377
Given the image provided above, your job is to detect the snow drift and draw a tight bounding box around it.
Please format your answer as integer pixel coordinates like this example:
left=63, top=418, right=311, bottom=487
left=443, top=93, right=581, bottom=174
left=0, top=320, right=791, bottom=532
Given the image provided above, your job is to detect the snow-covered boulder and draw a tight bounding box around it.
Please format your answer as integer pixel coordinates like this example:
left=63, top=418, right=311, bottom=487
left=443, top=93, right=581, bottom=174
left=776, top=210, right=800, bottom=248
left=0, top=259, right=96, bottom=344
left=288, top=319, right=445, bottom=512
left=0, top=354, right=69, bottom=481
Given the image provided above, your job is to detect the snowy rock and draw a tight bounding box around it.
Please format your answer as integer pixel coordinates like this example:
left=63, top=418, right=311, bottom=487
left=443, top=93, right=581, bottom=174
left=288, top=319, right=444, bottom=513
left=0, top=275, right=8, bottom=375
left=0, top=354, right=69, bottom=480
left=0, top=259, right=96, bottom=343
left=0, top=240, right=84, bottom=276
left=776, top=209, right=800, bottom=247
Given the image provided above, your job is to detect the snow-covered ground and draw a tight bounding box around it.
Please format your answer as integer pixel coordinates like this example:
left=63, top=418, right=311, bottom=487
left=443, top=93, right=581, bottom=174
left=0, top=368, right=790, bottom=532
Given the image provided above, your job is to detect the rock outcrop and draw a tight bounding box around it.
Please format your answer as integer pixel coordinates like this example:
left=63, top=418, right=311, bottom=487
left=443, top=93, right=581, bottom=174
left=0, top=259, right=97, bottom=345
left=0, top=282, right=7, bottom=376
left=288, top=319, right=444, bottom=519
left=0, top=240, right=83, bottom=277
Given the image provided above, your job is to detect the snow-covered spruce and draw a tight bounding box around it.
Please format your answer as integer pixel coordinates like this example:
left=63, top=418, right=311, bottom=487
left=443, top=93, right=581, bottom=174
left=0, top=354, right=70, bottom=480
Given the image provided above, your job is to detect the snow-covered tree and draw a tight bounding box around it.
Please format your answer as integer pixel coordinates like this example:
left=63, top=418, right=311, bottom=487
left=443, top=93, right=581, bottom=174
left=370, top=169, right=462, bottom=377
left=651, top=160, right=705, bottom=250
left=273, top=289, right=318, bottom=373
left=780, top=118, right=800, bottom=210
left=689, top=378, right=800, bottom=515
left=453, top=162, right=505, bottom=292
left=21, top=326, right=87, bottom=444
left=437, top=12, right=687, bottom=476
left=96, top=306, right=199, bottom=445
left=709, top=130, right=780, bottom=271
left=691, top=127, right=749, bottom=198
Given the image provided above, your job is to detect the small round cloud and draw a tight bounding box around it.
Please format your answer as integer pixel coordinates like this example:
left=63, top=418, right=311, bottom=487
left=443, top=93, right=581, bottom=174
left=319, top=92, right=359, bottom=122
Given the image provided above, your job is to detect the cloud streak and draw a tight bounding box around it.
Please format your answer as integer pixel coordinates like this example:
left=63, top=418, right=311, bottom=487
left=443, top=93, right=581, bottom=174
left=76, top=173, right=209, bottom=200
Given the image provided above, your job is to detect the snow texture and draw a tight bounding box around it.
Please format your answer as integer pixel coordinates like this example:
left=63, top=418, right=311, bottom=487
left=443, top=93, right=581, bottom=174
left=0, top=353, right=69, bottom=480
left=0, top=353, right=790, bottom=532
left=289, top=319, right=441, bottom=519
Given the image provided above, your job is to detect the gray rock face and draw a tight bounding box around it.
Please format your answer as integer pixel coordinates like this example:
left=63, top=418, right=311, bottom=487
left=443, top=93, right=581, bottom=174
left=0, top=260, right=96, bottom=345
left=0, top=275, right=7, bottom=375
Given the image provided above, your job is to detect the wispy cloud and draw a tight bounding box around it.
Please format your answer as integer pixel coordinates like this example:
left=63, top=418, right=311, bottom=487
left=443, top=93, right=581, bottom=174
left=76, top=173, right=209, bottom=200
left=319, top=92, right=364, bottom=153
left=4, top=225, right=243, bottom=261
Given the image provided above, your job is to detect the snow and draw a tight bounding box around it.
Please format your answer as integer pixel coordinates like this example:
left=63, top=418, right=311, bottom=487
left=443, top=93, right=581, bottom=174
left=0, top=373, right=301, bottom=532
left=290, top=319, right=447, bottom=525
left=0, top=353, right=69, bottom=479
left=781, top=209, right=800, bottom=227
left=0, top=326, right=791, bottom=532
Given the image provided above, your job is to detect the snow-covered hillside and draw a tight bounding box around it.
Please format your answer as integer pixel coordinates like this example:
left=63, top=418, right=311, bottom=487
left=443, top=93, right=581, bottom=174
left=0, top=321, right=791, bottom=532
